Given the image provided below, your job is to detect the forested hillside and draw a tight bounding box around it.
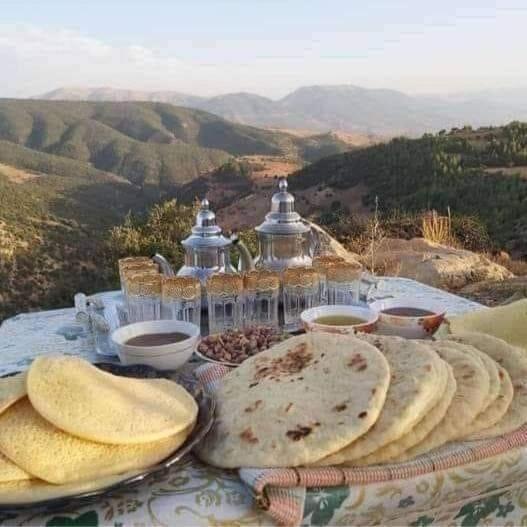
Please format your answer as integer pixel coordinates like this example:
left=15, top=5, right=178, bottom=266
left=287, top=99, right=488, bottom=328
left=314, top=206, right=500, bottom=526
left=291, top=122, right=527, bottom=255
left=0, top=99, right=348, bottom=189
left=0, top=99, right=350, bottom=320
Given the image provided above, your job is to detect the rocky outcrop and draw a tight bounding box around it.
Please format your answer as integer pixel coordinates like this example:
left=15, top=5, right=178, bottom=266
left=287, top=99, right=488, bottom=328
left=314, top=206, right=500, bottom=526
left=309, top=222, right=362, bottom=264
left=372, top=238, right=514, bottom=289
left=459, top=277, right=527, bottom=307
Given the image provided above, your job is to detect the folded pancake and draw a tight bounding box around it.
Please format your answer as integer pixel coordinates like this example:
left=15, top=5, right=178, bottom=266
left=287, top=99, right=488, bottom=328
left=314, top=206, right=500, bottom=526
left=0, top=372, right=27, bottom=415
left=0, top=469, right=144, bottom=505
left=0, top=452, right=31, bottom=483
left=0, top=398, right=192, bottom=484
left=27, top=355, right=197, bottom=444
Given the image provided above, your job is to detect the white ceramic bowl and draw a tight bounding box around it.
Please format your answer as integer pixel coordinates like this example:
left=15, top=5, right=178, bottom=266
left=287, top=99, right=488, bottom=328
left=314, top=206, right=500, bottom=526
left=369, top=297, right=446, bottom=339
left=111, top=320, right=200, bottom=370
left=300, top=305, right=378, bottom=335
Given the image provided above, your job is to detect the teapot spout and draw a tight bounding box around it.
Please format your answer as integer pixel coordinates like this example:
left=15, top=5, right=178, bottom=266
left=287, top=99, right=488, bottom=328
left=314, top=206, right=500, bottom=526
left=151, top=253, right=176, bottom=276
left=230, top=234, right=255, bottom=272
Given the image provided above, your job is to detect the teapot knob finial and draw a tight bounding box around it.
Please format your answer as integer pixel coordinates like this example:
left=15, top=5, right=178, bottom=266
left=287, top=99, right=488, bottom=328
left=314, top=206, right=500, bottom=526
left=200, top=198, right=210, bottom=209
left=278, top=177, right=288, bottom=192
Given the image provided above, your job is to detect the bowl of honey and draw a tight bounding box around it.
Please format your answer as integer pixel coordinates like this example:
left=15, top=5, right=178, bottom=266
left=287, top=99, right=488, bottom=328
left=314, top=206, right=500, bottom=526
left=300, top=305, right=378, bottom=335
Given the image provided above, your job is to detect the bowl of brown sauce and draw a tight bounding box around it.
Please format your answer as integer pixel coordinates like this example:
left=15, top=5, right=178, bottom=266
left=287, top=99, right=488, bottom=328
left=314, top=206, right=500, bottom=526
left=369, top=297, right=446, bottom=339
left=300, top=305, right=379, bottom=335
left=111, top=320, right=200, bottom=369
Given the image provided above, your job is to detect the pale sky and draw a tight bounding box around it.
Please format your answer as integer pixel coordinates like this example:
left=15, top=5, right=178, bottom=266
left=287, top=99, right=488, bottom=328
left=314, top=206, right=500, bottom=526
left=1, top=0, right=526, bottom=99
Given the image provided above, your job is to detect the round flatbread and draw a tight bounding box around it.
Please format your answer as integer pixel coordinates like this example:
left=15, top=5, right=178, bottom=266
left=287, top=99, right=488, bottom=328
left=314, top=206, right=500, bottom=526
left=445, top=336, right=513, bottom=437
left=196, top=333, right=391, bottom=468
left=314, top=335, right=446, bottom=466
left=435, top=340, right=504, bottom=437
left=465, top=364, right=513, bottom=439
left=0, top=398, right=193, bottom=484
left=446, top=331, right=527, bottom=438
left=396, top=341, right=490, bottom=461
left=468, top=346, right=501, bottom=412
left=0, top=373, right=26, bottom=415
left=27, top=355, right=197, bottom=444
left=0, top=452, right=31, bottom=483
left=352, top=362, right=456, bottom=466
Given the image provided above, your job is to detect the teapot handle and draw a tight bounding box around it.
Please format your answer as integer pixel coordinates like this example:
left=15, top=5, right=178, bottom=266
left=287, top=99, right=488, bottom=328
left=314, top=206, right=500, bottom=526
left=301, top=220, right=319, bottom=258
left=230, top=234, right=255, bottom=272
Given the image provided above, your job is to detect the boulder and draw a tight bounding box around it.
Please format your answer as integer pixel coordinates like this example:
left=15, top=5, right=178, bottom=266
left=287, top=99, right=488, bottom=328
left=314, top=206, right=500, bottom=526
left=309, top=222, right=362, bottom=264
left=459, top=277, right=527, bottom=307
left=373, top=238, right=513, bottom=290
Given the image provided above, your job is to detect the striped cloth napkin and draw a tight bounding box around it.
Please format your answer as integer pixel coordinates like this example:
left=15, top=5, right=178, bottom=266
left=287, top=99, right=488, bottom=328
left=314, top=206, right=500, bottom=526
left=194, top=362, right=527, bottom=527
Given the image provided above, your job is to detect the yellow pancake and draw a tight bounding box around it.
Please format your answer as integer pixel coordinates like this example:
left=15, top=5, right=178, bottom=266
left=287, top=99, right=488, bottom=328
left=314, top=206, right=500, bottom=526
left=0, top=398, right=192, bottom=484
left=27, top=355, right=197, bottom=444
left=0, top=372, right=27, bottom=415
left=0, top=452, right=31, bottom=483
left=0, top=469, right=144, bottom=504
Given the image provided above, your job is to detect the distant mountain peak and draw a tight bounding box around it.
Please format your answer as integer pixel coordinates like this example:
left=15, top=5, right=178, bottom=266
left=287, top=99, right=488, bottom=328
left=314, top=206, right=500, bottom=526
left=34, top=84, right=527, bottom=137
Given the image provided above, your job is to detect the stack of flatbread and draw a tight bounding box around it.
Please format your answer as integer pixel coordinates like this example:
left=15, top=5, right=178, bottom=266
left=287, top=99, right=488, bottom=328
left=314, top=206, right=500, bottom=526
left=0, top=355, right=197, bottom=503
left=198, top=330, right=527, bottom=469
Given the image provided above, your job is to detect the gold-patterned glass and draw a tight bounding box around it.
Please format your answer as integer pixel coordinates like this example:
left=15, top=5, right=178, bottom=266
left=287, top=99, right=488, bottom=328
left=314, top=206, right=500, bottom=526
left=161, top=277, right=202, bottom=327
left=243, top=270, right=280, bottom=329
left=207, top=274, right=244, bottom=334
left=282, top=267, right=320, bottom=332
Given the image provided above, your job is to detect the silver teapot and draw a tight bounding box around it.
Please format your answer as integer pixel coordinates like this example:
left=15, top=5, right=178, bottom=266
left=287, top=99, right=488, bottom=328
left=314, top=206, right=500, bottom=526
left=254, top=178, right=316, bottom=272
left=174, top=199, right=254, bottom=283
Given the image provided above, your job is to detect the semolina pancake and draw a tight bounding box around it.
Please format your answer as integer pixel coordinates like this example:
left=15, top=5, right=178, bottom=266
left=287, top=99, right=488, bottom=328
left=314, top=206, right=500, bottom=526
left=0, top=452, right=31, bottom=483
left=27, top=355, right=197, bottom=444
left=0, top=398, right=192, bottom=484
left=0, top=372, right=27, bottom=415
left=0, top=469, right=144, bottom=504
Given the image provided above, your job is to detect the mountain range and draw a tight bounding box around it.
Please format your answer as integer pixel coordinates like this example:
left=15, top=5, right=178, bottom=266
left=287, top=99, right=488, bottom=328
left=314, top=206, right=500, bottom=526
left=38, top=84, right=527, bottom=136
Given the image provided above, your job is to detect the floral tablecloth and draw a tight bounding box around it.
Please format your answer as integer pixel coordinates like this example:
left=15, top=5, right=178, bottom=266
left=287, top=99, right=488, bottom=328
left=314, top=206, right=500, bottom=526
left=1, top=277, right=525, bottom=527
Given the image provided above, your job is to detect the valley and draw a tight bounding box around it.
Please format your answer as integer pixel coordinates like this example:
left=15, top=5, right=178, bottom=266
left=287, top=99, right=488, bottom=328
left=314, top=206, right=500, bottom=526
left=0, top=97, right=526, bottom=321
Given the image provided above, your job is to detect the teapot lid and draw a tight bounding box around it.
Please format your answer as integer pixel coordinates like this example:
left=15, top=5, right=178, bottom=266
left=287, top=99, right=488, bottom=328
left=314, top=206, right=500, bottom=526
left=181, top=199, right=232, bottom=249
left=255, top=178, right=310, bottom=235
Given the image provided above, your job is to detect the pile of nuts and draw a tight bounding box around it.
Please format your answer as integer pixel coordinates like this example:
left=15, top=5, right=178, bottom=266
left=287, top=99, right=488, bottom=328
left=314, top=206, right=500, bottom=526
left=197, top=326, right=286, bottom=365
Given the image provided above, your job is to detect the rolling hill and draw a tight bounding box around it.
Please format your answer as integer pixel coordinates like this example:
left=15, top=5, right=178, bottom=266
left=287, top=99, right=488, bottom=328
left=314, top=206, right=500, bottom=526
left=0, top=99, right=348, bottom=190
left=0, top=99, right=349, bottom=320
left=38, top=85, right=527, bottom=136
left=290, top=122, right=527, bottom=257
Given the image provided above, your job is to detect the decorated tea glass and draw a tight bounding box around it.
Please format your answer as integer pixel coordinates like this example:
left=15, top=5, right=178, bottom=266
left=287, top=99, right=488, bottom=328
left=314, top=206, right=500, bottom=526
left=312, top=254, right=346, bottom=305
left=122, top=268, right=160, bottom=308
left=326, top=261, right=364, bottom=305
left=118, top=257, right=155, bottom=285
left=207, top=274, right=244, bottom=334
left=161, top=276, right=202, bottom=327
left=243, top=270, right=280, bottom=329
left=282, top=267, right=320, bottom=332
left=126, top=274, right=162, bottom=323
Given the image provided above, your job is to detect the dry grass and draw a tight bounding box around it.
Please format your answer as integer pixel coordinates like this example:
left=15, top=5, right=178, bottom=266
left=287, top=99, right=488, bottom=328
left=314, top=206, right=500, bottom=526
left=422, top=210, right=452, bottom=245
left=490, top=253, right=527, bottom=276
left=0, top=163, right=42, bottom=183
